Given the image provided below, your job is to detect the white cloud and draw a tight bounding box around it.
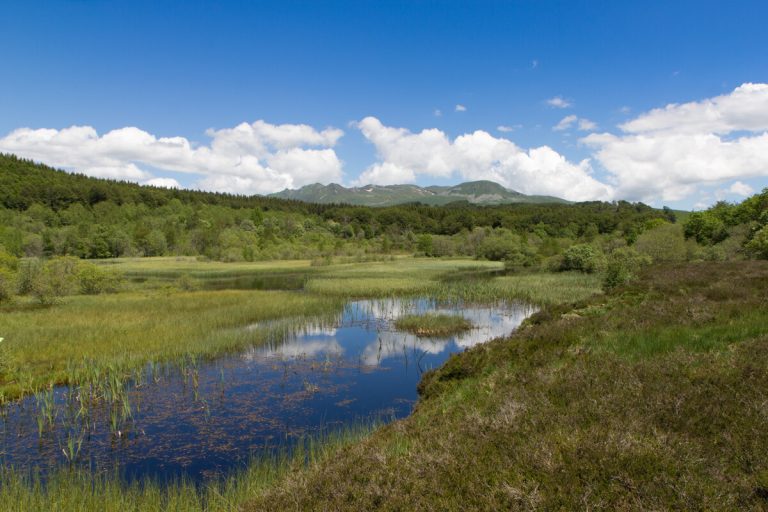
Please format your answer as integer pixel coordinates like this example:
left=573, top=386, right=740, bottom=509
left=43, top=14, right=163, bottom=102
left=497, top=125, right=521, bottom=133
left=729, top=180, right=754, bottom=197
left=144, top=177, right=181, bottom=188
left=455, top=104, right=467, bottom=112
left=578, top=118, right=597, bottom=131
left=546, top=96, right=572, bottom=109
left=553, top=115, right=577, bottom=131
left=355, top=116, right=613, bottom=201
left=583, top=83, right=768, bottom=202
left=554, top=115, right=596, bottom=132
left=434, top=109, right=442, bottom=117
left=0, top=121, right=345, bottom=195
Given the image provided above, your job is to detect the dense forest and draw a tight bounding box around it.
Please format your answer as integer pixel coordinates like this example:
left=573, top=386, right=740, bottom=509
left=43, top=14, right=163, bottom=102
left=0, top=153, right=676, bottom=261
left=1, top=152, right=766, bottom=270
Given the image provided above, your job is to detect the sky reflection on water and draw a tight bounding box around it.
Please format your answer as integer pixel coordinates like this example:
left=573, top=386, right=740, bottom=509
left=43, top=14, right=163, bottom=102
left=0, top=298, right=534, bottom=482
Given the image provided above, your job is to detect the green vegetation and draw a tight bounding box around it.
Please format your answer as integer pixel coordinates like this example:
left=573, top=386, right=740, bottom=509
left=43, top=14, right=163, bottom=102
left=0, top=153, right=670, bottom=263
left=239, top=261, right=768, bottom=510
left=0, top=422, right=375, bottom=512
left=0, top=288, right=338, bottom=399
left=394, top=314, right=473, bottom=337
left=2, top=153, right=768, bottom=509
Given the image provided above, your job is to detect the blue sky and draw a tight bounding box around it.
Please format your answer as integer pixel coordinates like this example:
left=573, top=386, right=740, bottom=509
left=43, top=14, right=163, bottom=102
left=1, top=0, right=767, bottom=208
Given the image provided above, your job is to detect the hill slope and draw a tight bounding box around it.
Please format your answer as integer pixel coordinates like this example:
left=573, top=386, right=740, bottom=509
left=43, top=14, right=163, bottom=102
left=270, top=180, right=568, bottom=206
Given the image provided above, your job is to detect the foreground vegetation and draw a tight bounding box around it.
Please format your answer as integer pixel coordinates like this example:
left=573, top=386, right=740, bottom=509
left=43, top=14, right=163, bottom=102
left=2, top=261, right=766, bottom=510
left=394, top=314, right=473, bottom=337
left=240, top=261, right=768, bottom=510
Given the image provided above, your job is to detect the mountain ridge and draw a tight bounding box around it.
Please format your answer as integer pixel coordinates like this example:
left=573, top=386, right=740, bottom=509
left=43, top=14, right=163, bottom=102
left=270, top=180, right=569, bottom=206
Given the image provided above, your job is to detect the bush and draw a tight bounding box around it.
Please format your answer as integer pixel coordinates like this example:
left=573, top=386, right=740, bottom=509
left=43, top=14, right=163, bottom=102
left=602, top=247, right=651, bottom=291
left=77, top=262, right=122, bottom=294
left=0, top=247, right=18, bottom=271
left=0, top=269, right=15, bottom=304
left=634, top=223, right=687, bottom=262
left=746, top=225, right=768, bottom=259
left=560, top=244, right=605, bottom=273
left=15, top=258, right=43, bottom=295
left=31, top=257, right=79, bottom=305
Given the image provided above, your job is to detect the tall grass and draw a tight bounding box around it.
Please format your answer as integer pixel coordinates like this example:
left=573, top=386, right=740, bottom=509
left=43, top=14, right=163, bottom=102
left=0, top=421, right=375, bottom=512
left=0, top=289, right=341, bottom=398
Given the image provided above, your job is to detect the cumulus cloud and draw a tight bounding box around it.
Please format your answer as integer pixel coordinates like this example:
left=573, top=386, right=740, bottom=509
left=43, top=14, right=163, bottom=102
left=0, top=121, right=344, bottom=195
left=553, top=115, right=577, bottom=131
left=729, top=180, right=754, bottom=197
left=455, top=104, right=467, bottom=112
left=583, top=83, right=768, bottom=202
left=554, top=115, right=596, bottom=132
left=546, top=96, right=571, bottom=108
left=578, top=118, right=597, bottom=131
left=355, top=116, right=613, bottom=201
left=144, top=177, right=181, bottom=189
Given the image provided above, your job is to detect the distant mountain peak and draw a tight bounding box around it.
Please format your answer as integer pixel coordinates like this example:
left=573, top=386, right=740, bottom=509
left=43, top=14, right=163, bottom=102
left=270, top=181, right=567, bottom=206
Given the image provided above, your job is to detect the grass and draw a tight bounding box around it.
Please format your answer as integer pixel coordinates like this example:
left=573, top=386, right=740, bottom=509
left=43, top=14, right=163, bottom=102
left=0, top=289, right=340, bottom=399
left=0, top=256, right=613, bottom=509
left=0, top=422, right=375, bottom=512
left=394, top=314, right=473, bottom=337
left=234, top=261, right=768, bottom=510
left=0, top=257, right=600, bottom=400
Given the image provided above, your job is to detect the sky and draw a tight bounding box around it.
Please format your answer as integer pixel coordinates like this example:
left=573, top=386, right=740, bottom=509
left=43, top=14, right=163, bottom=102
left=1, top=0, right=767, bottom=209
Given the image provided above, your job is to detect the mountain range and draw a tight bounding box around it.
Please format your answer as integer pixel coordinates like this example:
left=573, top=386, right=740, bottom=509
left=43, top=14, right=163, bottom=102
left=269, top=180, right=568, bottom=206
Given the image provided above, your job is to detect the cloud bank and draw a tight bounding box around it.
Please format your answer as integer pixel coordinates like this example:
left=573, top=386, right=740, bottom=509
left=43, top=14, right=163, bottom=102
left=0, top=121, right=344, bottom=194
left=1, top=83, right=765, bottom=205
left=354, top=116, right=613, bottom=201
left=583, top=83, right=768, bottom=202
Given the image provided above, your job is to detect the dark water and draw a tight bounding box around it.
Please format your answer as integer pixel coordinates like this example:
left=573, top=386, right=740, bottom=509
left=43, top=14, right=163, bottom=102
left=0, top=299, right=534, bottom=482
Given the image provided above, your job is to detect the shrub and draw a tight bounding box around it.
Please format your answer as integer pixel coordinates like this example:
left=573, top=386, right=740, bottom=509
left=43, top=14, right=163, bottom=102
left=77, top=262, right=122, bottom=294
left=31, top=257, right=79, bottom=305
left=15, top=258, right=43, bottom=295
left=602, top=247, right=651, bottom=291
left=746, top=225, right=768, bottom=259
left=560, top=244, right=605, bottom=273
left=0, top=269, right=15, bottom=304
left=634, top=223, right=687, bottom=262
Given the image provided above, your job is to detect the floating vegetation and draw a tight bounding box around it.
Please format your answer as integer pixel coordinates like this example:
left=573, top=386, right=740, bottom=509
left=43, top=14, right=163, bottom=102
left=394, top=314, right=473, bottom=337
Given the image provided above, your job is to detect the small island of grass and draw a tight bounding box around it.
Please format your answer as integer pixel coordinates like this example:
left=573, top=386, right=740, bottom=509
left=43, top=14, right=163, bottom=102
left=394, top=313, right=473, bottom=337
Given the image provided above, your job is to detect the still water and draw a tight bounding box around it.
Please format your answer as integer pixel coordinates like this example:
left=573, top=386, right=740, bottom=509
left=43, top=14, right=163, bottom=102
left=0, top=298, right=534, bottom=482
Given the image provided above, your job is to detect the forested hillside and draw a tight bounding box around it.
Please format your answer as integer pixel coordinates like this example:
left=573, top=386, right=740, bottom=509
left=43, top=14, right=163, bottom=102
left=0, top=153, right=673, bottom=262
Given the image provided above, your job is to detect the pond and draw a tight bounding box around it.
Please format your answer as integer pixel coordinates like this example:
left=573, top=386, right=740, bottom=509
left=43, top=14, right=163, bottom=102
left=0, top=298, right=535, bottom=483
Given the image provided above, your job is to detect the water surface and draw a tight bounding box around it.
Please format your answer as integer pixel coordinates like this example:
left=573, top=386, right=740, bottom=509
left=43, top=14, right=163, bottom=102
left=0, top=298, right=534, bottom=482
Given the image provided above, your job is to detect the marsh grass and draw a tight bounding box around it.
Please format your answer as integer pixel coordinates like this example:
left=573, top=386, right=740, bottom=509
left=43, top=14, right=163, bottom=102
left=0, top=289, right=341, bottom=398
left=394, top=314, right=473, bottom=337
left=238, top=261, right=768, bottom=510
left=0, top=421, right=375, bottom=512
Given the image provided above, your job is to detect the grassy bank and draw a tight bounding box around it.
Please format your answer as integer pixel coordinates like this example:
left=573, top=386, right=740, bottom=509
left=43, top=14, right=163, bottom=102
left=238, top=261, right=768, bottom=510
